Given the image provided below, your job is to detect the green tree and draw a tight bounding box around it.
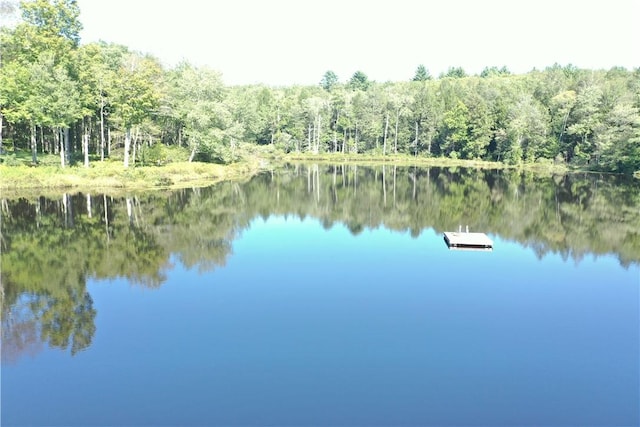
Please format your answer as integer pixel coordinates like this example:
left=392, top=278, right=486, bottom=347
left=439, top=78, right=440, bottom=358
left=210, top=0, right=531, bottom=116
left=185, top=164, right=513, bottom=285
left=480, top=66, right=510, bottom=78
left=440, top=66, right=467, bottom=79
left=168, top=62, right=230, bottom=163
left=320, top=70, right=338, bottom=92
left=348, top=70, right=370, bottom=91
left=501, top=95, right=549, bottom=163
left=441, top=100, right=469, bottom=158
left=20, top=0, right=81, bottom=46
left=412, top=64, right=431, bottom=81
left=111, top=52, right=162, bottom=168
left=596, top=102, right=640, bottom=172
left=76, top=42, right=125, bottom=162
left=0, top=0, right=82, bottom=164
left=567, top=82, right=603, bottom=162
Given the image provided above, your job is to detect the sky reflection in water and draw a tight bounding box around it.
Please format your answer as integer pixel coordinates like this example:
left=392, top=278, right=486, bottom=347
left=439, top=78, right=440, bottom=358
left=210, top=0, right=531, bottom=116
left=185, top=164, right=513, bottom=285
left=3, top=215, right=638, bottom=426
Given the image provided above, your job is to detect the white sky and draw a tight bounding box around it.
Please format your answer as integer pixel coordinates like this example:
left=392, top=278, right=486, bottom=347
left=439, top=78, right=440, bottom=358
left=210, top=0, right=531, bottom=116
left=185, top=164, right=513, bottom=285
left=75, top=0, right=639, bottom=86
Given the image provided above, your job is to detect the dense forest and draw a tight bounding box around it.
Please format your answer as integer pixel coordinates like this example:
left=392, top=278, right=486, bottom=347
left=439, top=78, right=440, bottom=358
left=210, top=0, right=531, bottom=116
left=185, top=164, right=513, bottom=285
left=1, top=0, right=639, bottom=173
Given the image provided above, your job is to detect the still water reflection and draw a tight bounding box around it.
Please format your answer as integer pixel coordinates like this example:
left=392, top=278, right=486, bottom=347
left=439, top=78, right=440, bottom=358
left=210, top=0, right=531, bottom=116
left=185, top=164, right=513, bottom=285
left=2, top=165, right=639, bottom=426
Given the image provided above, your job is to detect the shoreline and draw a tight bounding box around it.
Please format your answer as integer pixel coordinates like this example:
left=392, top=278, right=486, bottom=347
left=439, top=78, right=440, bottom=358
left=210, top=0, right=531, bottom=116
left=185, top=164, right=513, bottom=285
left=1, top=154, right=634, bottom=197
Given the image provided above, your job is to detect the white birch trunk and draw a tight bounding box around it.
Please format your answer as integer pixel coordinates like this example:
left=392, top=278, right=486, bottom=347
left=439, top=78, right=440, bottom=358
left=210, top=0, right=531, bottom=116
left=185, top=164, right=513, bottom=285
left=30, top=124, right=37, bottom=164
left=59, top=128, right=65, bottom=168
left=124, top=128, right=131, bottom=168
left=100, top=98, right=105, bottom=161
left=83, top=119, right=90, bottom=168
left=414, top=121, right=419, bottom=156
left=64, top=127, right=71, bottom=166
left=383, top=112, right=389, bottom=156
left=394, top=108, right=400, bottom=154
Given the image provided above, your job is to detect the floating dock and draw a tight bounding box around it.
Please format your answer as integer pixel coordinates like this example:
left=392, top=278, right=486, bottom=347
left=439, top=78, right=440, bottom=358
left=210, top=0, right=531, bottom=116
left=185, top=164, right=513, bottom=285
left=443, top=231, right=493, bottom=250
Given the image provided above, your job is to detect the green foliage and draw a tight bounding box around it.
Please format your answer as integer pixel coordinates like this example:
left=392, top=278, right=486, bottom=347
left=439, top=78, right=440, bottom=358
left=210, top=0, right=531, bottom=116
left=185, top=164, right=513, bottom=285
left=480, top=66, right=510, bottom=78
left=142, top=143, right=190, bottom=165
left=112, top=53, right=163, bottom=128
left=0, top=0, right=638, bottom=173
left=320, top=70, right=338, bottom=91
left=20, top=0, right=82, bottom=46
left=348, top=70, right=371, bottom=91
left=440, top=66, right=467, bottom=79
left=412, top=64, right=431, bottom=82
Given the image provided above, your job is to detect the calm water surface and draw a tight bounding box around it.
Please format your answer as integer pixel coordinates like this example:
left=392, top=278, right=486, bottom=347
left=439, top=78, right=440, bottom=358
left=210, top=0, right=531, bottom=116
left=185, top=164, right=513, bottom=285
left=2, top=165, right=639, bottom=426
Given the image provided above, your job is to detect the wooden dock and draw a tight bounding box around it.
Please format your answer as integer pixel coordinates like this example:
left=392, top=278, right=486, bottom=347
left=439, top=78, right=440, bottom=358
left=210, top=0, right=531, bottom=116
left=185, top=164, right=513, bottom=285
left=443, top=231, right=493, bottom=250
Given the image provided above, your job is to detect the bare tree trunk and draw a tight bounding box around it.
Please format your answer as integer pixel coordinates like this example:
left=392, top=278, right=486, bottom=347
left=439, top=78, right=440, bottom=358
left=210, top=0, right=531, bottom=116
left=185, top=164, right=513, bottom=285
left=124, top=128, right=131, bottom=168
left=354, top=122, right=359, bottom=153
left=131, top=127, right=140, bottom=166
left=107, top=127, right=112, bottom=156
left=383, top=112, right=389, bottom=156
left=100, top=97, right=105, bottom=161
left=414, top=121, right=419, bottom=156
left=342, top=129, right=347, bottom=154
left=30, top=123, right=37, bottom=164
left=188, top=144, right=197, bottom=162
left=83, top=118, right=90, bottom=168
left=333, top=110, right=339, bottom=153
left=394, top=108, right=400, bottom=154
left=40, top=126, right=45, bottom=153
left=87, top=194, right=92, bottom=218
left=315, top=115, right=321, bottom=154
left=59, top=128, right=65, bottom=168
left=0, top=111, right=3, bottom=151
left=64, top=127, right=71, bottom=166
left=132, top=133, right=137, bottom=166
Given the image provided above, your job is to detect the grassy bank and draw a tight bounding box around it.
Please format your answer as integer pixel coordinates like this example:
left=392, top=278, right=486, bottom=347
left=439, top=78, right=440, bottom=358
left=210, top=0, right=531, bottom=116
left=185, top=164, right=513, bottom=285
left=0, top=158, right=264, bottom=195
left=1, top=148, right=613, bottom=197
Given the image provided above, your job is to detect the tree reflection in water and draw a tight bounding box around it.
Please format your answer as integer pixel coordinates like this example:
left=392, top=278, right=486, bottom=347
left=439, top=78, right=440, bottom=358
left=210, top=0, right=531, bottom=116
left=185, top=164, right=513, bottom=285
left=1, top=164, right=639, bottom=361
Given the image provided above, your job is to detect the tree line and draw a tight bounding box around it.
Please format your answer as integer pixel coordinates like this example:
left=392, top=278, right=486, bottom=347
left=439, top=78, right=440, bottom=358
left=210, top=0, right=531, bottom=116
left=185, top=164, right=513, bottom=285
left=1, top=0, right=639, bottom=173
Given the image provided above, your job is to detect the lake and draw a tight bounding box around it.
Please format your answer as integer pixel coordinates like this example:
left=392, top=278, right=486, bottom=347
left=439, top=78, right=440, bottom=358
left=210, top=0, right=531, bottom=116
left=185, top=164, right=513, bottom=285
left=2, top=164, right=639, bottom=426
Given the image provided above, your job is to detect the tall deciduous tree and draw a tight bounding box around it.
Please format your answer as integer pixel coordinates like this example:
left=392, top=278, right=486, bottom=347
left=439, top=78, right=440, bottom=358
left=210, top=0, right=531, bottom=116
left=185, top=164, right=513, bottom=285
left=168, top=62, right=228, bottom=162
left=111, top=53, right=162, bottom=168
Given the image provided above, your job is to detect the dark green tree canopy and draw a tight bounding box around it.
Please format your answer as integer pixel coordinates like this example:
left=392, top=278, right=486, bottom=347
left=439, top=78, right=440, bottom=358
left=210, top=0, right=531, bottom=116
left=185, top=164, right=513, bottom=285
left=440, top=66, right=467, bottom=79
left=348, top=70, right=370, bottom=91
left=412, top=64, right=431, bottom=81
left=320, top=70, right=338, bottom=91
left=480, top=66, right=511, bottom=78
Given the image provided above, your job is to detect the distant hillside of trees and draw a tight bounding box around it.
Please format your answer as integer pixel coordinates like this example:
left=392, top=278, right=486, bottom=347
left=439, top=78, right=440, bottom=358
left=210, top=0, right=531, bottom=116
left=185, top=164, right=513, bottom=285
left=1, top=0, right=639, bottom=173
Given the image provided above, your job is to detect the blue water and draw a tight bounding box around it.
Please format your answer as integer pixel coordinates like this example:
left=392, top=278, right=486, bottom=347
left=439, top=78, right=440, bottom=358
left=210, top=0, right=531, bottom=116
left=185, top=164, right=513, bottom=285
left=3, top=216, right=639, bottom=426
